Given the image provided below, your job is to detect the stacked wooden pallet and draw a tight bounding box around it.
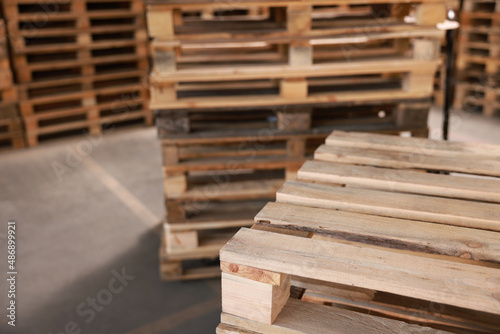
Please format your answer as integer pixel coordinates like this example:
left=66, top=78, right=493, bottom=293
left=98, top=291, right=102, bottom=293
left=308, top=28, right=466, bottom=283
left=1, top=0, right=152, bottom=146
left=148, top=0, right=448, bottom=280
left=455, top=0, right=500, bottom=116
left=147, top=0, right=445, bottom=110
left=157, top=101, right=435, bottom=280
left=218, top=131, right=500, bottom=333
left=0, top=19, right=25, bottom=150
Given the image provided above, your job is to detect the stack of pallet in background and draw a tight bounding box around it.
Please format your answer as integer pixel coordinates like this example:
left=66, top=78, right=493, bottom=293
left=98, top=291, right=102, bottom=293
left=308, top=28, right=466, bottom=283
left=0, top=19, right=25, bottom=150
left=455, top=0, right=500, bottom=116
left=218, top=131, right=500, bottom=333
left=1, top=0, right=151, bottom=147
left=145, top=0, right=447, bottom=280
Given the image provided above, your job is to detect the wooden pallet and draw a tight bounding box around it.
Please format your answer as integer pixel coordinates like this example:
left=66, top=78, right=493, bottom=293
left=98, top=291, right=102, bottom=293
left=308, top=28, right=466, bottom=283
left=147, top=1, right=444, bottom=110
left=158, top=126, right=429, bottom=281
left=11, top=40, right=149, bottom=85
left=19, top=76, right=151, bottom=146
left=454, top=82, right=500, bottom=116
left=218, top=131, right=500, bottom=333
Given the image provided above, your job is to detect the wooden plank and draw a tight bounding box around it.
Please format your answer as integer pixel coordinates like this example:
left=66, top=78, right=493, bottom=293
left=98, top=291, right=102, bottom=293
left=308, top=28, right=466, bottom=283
left=150, top=58, right=439, bottom=83
left=220, top=228, right=500, bottom=315
left=220, top=299, right=452, bottom=333
left=255, top=202, right=500, bottom=262
left=298, top=160, right=500, bottom=203
left=325, top=131, right=500, bottom=158
left=276, top=181, right=500, bottom=231
left=314, top=145, right=500, bottom=177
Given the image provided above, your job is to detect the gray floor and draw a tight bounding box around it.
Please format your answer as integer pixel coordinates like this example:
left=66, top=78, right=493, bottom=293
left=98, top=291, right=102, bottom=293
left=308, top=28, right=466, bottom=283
left=0, top=107, right=499, bottom=334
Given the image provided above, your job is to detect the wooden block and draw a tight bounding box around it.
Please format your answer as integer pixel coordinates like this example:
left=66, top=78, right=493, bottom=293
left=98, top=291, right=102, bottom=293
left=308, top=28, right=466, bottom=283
left=165, top=229, right=199, bottom=251
left=413, top=39, right=440, bottom=60
left=163, top=171, right=187, bottom=197
left=285, top=167, right=299, bottom=181
left=280, top=79, right=307, bottom=99
left=162, top=144, right=180, bottom=165
left=287, top=138, right=306, bottom=157
left=147, top=6, right=174, bottom=39
left=277, top=107, right=311, bottom=131
left=151, top=84, right=177, bottom=105
left=157, top=111, right=190, bottom=135
left=222, top=272, right=290, bottom=324
left=403, top=72, right=434, bottom=95
left=395, top=107, right=429, bottom=127
left=154, top=49, right=177, bottom=73
left=415, top=3, right=446, bottom=25
left=287, top=6, right=312, bottom=33
left=289, top=44, right=312, bottom=67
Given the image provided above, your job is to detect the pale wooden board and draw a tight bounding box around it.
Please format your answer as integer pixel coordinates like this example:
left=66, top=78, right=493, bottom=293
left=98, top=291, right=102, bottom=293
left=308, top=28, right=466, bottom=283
left=255, top=202, right=500, bottom=263
left=220, top=298, right=452, bottom=334
left=220, top=228, right=500, bottom=315
left=150, top=58, right=438, bottom=83
left=314, top=145, right=500, bottom=177
left=326, top=131, right=500, bottom=158
left=298, top=160, right=500, bottom=203
left=276, top=181, right=500, bottom=231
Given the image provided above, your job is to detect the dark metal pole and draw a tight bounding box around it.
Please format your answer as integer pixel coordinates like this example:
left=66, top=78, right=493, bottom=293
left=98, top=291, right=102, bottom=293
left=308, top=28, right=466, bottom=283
left=443, top=28, right=455, bottom=141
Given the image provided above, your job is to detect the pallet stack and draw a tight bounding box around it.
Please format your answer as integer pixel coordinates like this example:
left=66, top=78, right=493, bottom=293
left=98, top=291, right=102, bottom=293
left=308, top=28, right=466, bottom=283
left=146, top=0, right=448, bottom=280
left=1, top=0, right=151, bottom=146
left=455, top=0, right=500, bottom=116
left=0, top=19, right=25, bottom=150
left=218, top=131, right=500, bottom=334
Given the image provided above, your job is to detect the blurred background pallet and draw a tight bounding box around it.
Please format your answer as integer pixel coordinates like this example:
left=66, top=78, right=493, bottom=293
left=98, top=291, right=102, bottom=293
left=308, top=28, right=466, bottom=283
left=455, top=0, right=500, bottom=116
left=0, top=18, right=25, bottom=151
left=1, top=0, right=151, bottom=146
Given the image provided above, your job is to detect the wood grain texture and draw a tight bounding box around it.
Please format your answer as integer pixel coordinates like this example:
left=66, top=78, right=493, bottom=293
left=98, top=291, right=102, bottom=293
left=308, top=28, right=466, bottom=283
left=255, top=202, right=500, bottom=262
left=276, top=181, right=500, bottom=231
left=220, top=228, right=500, bottom=315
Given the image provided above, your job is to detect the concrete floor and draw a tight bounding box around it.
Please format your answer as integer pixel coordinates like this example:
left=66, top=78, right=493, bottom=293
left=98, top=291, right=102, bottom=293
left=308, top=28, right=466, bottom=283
left=0, top=107, right=499, bottom=334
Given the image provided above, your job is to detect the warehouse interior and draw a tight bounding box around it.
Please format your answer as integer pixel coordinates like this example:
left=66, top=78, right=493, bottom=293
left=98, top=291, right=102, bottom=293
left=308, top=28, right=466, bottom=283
left=1, top=0, right=500, bottom=333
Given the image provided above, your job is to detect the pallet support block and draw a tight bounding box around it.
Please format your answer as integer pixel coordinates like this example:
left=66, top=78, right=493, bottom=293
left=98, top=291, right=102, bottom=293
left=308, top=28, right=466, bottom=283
left=147, top=6, right=175, bottom=39
left=403, top=71, right=435, bottom=95
left=157, top=112, right=190, bottom=135
left=415, top=3, right=447, bottom=25
left=280, top=79, right=308, bottom=99
left=222, top=266, right=290, bottom=324
left=277, top=107, right=312, bottom=131
left=163, top=171, right=187, bottom=197
left=154, top=48, right=177, bottom=73
left=151, top=83, right=177, bottom=105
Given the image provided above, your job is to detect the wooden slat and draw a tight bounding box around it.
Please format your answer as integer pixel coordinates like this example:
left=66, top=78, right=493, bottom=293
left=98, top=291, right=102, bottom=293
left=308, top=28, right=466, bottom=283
left=276, top=181, right=500, bottom=231
left=298, top=160, right=500, bottom=203
left=220, top=228, right=500, bottom=315
left=255, top=202, right=500, bottom=263
left=314, top=145, right=500, bottom=177
left=326, top=131, right=500, bottom=158
left=219, top=298, right=452, bottom=333
left=150, top=58, right=438, bottom=83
